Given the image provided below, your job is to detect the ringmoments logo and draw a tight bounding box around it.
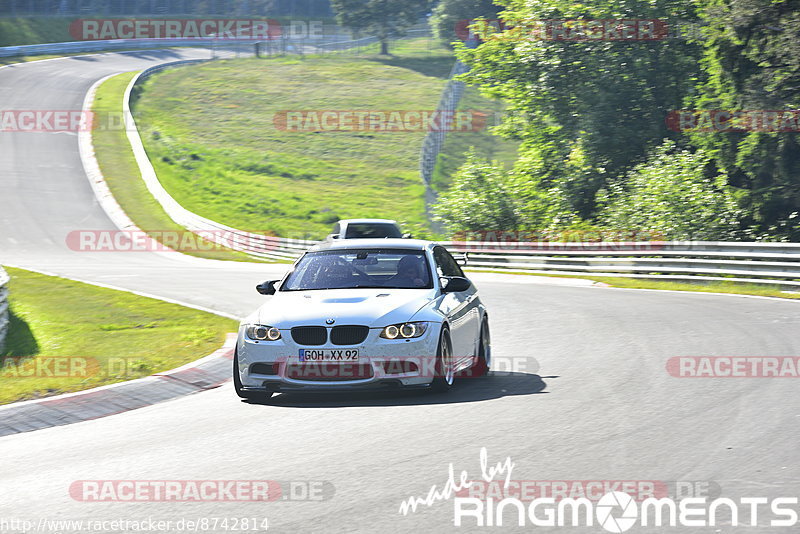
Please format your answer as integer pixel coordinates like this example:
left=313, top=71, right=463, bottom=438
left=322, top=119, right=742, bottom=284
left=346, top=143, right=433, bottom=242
left=399, top=449, right=800, bottom=529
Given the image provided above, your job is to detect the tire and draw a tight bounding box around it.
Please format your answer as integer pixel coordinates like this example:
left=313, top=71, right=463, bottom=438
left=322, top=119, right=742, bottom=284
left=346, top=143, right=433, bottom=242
left=234, top=349, right=274, bottom=400
left=472, top=316, right=491, bottom=377
left=431, top=326, right=454, bottom=393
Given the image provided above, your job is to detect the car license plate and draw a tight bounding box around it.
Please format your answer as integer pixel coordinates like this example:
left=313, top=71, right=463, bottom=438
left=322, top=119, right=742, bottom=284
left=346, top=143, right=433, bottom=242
left=299, top=349, right=359, bottom=362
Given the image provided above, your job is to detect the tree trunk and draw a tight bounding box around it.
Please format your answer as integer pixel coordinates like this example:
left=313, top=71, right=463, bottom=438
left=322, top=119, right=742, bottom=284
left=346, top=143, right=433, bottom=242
left=380, top=38, right=389, bottom=55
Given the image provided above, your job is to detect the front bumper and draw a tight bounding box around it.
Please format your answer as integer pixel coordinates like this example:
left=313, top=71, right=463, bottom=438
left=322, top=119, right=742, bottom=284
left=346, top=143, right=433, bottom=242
left=237, top=325, right=441, bottom=391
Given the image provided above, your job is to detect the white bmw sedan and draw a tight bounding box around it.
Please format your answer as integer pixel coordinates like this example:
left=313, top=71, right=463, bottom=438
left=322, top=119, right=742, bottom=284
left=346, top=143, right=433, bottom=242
left=234, top=239, right=491, bottom=399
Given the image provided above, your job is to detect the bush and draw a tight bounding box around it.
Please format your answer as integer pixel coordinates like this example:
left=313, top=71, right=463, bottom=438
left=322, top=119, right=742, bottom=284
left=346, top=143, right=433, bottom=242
left=596, top=141, right=741, bottom=240
left=433, top=150, right=521, bottom=232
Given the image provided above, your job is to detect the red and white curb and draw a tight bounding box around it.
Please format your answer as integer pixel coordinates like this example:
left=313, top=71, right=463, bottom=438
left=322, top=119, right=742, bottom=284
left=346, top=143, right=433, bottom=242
left=0, top=333, right=236, bottom=437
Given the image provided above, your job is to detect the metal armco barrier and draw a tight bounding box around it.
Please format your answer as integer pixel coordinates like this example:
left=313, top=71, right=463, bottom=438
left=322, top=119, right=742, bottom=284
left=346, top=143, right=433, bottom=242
left=0, top=38, right=234, bottom=58
left=0, top=266, right=9, bottom=352
left=0, top=28, right=358, bottom=59
left=441, top=240, right=800, bottom=288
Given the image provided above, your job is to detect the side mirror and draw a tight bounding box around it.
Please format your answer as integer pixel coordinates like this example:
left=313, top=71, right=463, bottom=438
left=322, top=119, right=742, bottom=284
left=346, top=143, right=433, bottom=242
left=402, top=233, right=412, bottom=239
left=256, top=280, right=278, bottom=295
left=441, top=276, right=471, bottom=293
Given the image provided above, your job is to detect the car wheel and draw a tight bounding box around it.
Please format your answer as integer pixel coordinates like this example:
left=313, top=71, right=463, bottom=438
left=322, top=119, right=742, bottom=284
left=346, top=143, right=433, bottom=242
left=234, top=349, right=273, bottom=400
left=431, top=326, right=454, bottom=393
left=472, top=316, right=491, bottom=377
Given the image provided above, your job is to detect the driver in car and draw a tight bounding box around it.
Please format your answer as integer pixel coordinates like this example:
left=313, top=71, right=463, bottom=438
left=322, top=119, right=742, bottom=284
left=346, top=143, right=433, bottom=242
left=389, top=255, right=427, bottom=288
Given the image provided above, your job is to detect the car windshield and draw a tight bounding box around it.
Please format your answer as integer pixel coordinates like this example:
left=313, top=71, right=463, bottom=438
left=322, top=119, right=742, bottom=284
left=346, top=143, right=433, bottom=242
left=343, top=223, right=402, bottom=239
left=282, top=249, right=432, bottom=291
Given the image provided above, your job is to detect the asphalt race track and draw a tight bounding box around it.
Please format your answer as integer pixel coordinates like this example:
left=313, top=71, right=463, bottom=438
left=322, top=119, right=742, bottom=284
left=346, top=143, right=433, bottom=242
left=1, top=51, right=800, bottom=533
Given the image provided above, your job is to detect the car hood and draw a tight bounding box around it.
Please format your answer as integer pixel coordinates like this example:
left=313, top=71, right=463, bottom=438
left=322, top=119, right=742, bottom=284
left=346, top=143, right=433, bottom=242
left=253, top=288, right=438, bottom=328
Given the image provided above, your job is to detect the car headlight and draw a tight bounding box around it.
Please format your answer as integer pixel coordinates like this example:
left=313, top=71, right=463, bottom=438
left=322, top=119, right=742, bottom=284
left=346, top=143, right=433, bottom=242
left=245, top=325, right=282, bottom=341
left=380, top=322, right=428, bottom=339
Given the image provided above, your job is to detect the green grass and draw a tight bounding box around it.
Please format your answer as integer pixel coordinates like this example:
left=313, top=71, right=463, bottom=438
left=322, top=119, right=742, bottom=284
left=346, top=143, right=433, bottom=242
left=0, top=267, right=238, bottom=405
left=130, top=39, right=510, bottom=240
left=0, top=17, right=74, bottom=47
left=466, top=268, right=800, bottom=300
left=92, top=72, right=262, bottom=261
left=431, top=86, right=520, bottom=191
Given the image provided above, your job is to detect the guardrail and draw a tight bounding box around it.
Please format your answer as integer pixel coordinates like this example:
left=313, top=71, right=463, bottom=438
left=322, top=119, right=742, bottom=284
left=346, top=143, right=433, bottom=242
left=0, top=266, right=9, bottom=352
left=0, top=33, right=356, bottom=59
left=0, top=38, right=224, bottom=58
left=440, top=240, right=800, bottom=288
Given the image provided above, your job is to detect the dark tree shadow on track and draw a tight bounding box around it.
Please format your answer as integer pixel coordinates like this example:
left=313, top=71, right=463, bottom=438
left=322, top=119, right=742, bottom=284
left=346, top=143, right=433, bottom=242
left=243, top=372, right=547, bottom=408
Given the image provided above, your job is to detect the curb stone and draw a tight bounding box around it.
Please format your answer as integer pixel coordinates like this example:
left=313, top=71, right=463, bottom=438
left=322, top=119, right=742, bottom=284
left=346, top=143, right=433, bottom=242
left=0, top=333, right=236, bottom=437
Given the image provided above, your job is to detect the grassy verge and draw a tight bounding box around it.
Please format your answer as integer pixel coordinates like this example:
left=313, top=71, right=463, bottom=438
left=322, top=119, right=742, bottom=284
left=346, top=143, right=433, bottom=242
left=0, top=267, right=238, bottom=405
left=130, top=39, right=514, bottom=240
left=92, top=72, right=263, bottom=262
left=0, top=17, right=74, bottom=47
left=431, top=86, right=520, bottom=191
left=132, top=44, right=450, bottom=239
left=466, top=268, right=800, bottom=300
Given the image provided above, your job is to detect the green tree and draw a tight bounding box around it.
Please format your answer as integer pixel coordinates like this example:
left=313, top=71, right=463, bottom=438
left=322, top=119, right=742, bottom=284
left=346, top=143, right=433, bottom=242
left=454, top=0, right=703, bottom=218
left=433, top=150, right=523, bottom=232
left=429, top=0, right=502, bottom=45
left=597, top=141, right=741, bottom=240
left=330, top=0, right=430, bottom=54
left=689, top=0, right=800, bottom=240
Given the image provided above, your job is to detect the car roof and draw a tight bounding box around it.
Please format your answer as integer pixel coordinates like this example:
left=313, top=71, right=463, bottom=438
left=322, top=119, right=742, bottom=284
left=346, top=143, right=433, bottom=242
left=309, top=238, right=435, bottom=252
left=337, top=219, right=399, bottom=225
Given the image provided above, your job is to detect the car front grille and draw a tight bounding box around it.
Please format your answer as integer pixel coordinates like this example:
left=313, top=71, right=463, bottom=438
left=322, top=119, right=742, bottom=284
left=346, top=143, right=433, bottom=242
left=285, top=363, right=374, bottom=381
left=330, top=325, right=369, bottom=345
left=291, top=326, right=327, bottom=346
